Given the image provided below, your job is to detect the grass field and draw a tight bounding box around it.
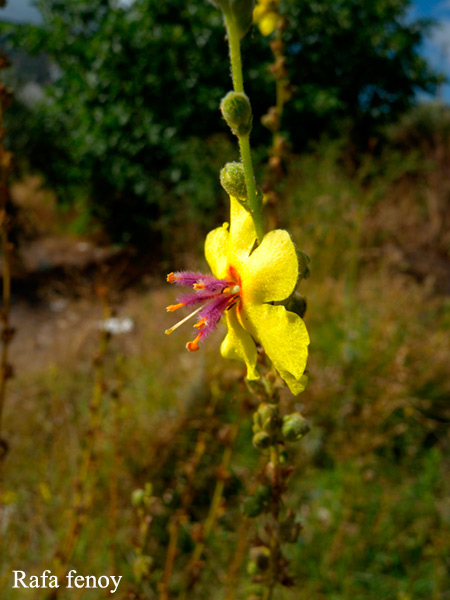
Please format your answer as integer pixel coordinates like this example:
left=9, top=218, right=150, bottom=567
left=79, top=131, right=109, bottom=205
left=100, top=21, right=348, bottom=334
left=1, top=139, right=449, bottom=599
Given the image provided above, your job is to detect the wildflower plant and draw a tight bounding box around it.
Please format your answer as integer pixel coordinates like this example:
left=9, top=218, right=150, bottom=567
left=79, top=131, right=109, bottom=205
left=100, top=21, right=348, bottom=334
left=166, top=1, right=310, bottom=396
left=165, top=0, right=311, bottom=597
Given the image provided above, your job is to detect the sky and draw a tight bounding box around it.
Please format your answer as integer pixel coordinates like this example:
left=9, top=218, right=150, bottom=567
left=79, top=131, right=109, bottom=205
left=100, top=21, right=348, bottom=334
left=1, top=0, right=449, bottom=102
left=413, top=0, right=450, bottom=100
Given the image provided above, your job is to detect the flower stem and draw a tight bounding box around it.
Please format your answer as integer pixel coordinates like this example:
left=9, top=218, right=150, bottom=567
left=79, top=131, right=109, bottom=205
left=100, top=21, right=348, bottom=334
left=222, top=5, right=264, bottom=244
left=239, top=134, right=265, bottom=243
left=47, top=288, right=111, bottom=600
left=222, top=4, right=244, bottom=94
left=180, top=423, right=238, bottom=598
left=0, top=77, right=13, bottom=469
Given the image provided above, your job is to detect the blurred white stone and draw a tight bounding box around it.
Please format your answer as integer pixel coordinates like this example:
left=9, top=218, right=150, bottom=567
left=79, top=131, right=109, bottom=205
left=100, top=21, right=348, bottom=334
left=99, top=317, right=134, bottom=335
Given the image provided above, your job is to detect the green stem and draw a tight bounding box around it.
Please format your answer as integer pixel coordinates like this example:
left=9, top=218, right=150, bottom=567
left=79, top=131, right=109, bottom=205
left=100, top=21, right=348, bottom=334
left=263, top=443, right=281, bottom=600
left=222, top=3, right=244, bottom=94
left=239, top=135, right=265, bottom=243
left=222, top=4, right=264, bottom=244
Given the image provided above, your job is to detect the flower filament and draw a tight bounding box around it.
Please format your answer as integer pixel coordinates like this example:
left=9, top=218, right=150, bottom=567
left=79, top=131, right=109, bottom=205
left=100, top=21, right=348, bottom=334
left=165, top=271, right=240, bottom=351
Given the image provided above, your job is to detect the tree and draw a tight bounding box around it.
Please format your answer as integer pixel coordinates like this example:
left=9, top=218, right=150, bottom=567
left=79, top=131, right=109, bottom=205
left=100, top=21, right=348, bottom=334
left=282, top=0, right=442, bottom=144
left=2, top=0, right=442, bottom=245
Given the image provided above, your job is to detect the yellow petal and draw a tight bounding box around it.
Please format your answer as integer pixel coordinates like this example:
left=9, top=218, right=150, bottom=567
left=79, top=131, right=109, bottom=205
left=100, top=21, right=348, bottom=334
left=281, top=373, right=308, bottom=396
left=220, top=307, right=259, bottom=380
left=241, top=303, right=309, bottom=394
left=205, top=223, right=229, bottom=279
left=240, top=229, right=298, bottom=304
left=228, top=196, right=257, bottom=265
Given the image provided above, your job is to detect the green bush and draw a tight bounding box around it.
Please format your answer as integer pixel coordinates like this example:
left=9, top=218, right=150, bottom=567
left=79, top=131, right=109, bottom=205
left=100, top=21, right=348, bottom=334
left=2, top=0, right=441, bottom=246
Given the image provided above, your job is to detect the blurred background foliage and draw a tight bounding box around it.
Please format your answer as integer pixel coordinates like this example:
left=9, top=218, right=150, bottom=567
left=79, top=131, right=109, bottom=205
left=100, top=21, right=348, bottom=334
left=0, top=1, right=449, bottom=599
left=0, top=0, right=444, bottom=247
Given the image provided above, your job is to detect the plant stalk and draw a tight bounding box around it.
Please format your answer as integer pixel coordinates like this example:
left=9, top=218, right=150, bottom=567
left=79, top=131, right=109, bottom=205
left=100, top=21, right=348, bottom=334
left=222, top=4, right=264, bottom=244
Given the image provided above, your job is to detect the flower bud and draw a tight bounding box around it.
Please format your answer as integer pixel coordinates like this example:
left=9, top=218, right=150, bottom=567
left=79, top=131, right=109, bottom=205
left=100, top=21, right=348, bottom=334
left=256, top=402, right=279, bottom=434
left=279, top=449, right=289, bottom=464
left=297, top=250, right=311, bottom=280
left=252, top=423, right=261, bottom=435
left=284, top=292, right=307, bottom=319
left=220, top=162, right=247, bottom=200
left=231, top=0, right=255, bottom=39
left=280, top=517, right=302, bottom=543
left=252, top=430, right=272, bottom=450
left=281, top=413, right=310, bottom=442
left=131, top=482, right=153, bottom=507
left=220, top=91, right=252, bottom=136
left=255, top=484, right=272, bottom=503
left=131, top=488, right=146, bottom=507
left=249, top=545, right=271, bottom=571
left=261, top=106, right=280, bottom=132
left=242, top=495, right=263, bottom=518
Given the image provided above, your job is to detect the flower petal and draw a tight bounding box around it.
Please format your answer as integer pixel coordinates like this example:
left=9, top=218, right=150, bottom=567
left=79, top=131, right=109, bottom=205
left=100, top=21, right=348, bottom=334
left=220, top=307, right=259, bottom=380
left=205, top=224, right=229, bottom=279
left=227, top=196, right=257, bottom=267
left=241, top=303, right=309, bottom=394
left=240, top=230, right=298, bottom=304
left=280, top=373, right=308, bottom=396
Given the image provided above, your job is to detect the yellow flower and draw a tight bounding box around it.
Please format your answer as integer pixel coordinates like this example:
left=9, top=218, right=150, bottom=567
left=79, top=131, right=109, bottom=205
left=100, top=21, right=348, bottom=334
left=205, top=197, right=309, bottom=395
left=253, top=0, right=280, bottom=36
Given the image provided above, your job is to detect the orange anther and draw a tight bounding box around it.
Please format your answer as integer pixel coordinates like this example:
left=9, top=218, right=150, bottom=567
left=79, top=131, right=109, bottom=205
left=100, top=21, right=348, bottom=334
left=167, top=272, right=176, bottom=283
left=194, top=318, right=207, bottom=330
left=186, top=333, right=202, bottom=352
left=166, top=303, right=185, bottom=312
left=193, top=283, right=205, bottom=290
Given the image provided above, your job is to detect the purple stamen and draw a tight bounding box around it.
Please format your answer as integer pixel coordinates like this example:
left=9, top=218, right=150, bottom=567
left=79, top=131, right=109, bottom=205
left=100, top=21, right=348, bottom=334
left=166, top=269, right=241, bottom=349
left=171, top=271, right=230, bottom=293
left=177, top=290, right=224, bottom=308
left=196, top=294, right=237, bottom=339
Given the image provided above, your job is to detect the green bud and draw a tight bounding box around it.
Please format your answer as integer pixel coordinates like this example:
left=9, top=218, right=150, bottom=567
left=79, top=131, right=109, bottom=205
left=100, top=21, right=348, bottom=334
left=279, top=449, right=289, bottom=464
left=297, top=250, right=311, bottom=280
left=231, top=0, right=255, bottom=39
left=131, top=488, right=146, bottom=508
left=242, top=495, right=263, bottom=518
left=281, top=413, right=310, bottom=442
left=280, top=518, right=302, bottom=543
left=250, top=545, right=271, bottom=571
left=256, top=402, right=279, bottom=434
left=284, top=292, right=307, bottom=319
left=131, top=482, right=152, bottom=507
left=247, top=559, right=258, bottom=577
left=220, top=91, right=252, bottom=136
left=253, top=410, right=261, bottom=427
left=133, top=554, right=153, bottom=583
left=252, top=423, right=261, bottom=434
left=255, top=484, right=272, bottom=503
left=220, top=162, right=247, bottom=200
left=206, top=0, right=254, bottom=39
left=252, top=430, right=272, bottom=450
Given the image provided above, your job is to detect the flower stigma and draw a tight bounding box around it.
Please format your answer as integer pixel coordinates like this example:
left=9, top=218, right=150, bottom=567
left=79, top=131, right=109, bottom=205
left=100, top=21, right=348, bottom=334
left=165, top=271, right=241, bottom=352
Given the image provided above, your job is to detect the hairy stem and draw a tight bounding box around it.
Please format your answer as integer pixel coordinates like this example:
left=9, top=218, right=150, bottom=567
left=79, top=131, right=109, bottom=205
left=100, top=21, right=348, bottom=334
left=222, top=4, right=264, bottom=244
